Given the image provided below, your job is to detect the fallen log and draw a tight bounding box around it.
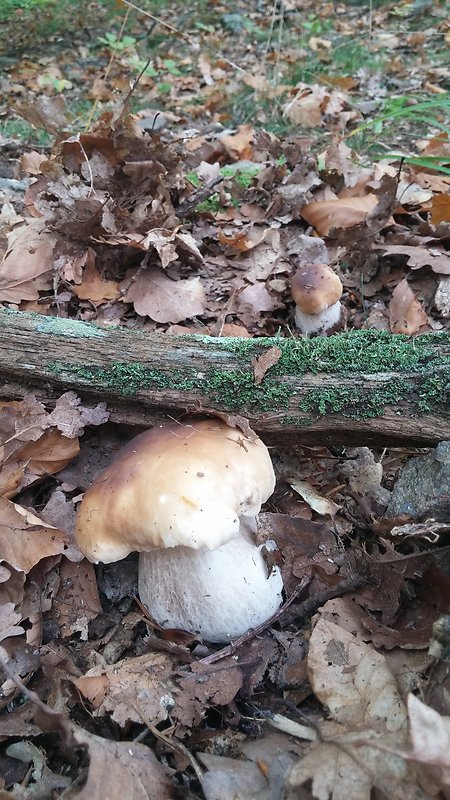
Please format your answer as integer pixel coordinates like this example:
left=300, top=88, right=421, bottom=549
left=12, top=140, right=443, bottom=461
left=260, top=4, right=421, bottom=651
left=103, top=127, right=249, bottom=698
left=1, top=308, right=449, bottom=446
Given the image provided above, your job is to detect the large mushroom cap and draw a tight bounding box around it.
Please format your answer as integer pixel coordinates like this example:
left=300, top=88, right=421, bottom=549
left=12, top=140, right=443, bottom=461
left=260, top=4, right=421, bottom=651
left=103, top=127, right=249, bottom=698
left=75, top=418, right=275, bottom=564
left=291, top=264, right=342, bottom=315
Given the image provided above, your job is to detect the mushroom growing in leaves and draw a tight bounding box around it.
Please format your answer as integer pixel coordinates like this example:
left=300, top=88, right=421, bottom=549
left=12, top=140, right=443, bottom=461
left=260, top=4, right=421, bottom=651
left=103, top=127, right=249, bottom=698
left=291, top=264, right=343, bottom=335
left=75, top=418, right=283, bottom=643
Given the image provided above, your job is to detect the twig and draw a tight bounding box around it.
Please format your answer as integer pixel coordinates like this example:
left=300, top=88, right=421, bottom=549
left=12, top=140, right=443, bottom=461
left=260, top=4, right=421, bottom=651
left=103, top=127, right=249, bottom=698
left=133, top=707, right=204, bottom=785
left=176, top=176, right=224, bottom=218
left=0, top=653, right=61, bottom=725
left=281, top=576, right=366, bottom=627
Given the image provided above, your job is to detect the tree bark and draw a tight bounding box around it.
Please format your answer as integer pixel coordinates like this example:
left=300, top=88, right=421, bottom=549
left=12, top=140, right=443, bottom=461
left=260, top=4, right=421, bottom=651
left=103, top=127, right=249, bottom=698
left=1, top=309, right=449, bottom=446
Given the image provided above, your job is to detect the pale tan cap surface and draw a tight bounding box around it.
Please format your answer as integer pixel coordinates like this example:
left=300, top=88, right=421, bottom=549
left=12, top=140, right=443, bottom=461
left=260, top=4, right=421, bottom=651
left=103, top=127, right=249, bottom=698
left=75, top=418, right=275, bottom=564
left=291, top=264, right=343, bottom=315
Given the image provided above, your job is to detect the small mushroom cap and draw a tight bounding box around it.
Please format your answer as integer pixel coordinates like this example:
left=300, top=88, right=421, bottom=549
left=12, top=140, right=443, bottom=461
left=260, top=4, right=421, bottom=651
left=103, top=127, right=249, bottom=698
left=291, top=264, right=343, bottom=315
left=75, top=418, right=275, bottom=564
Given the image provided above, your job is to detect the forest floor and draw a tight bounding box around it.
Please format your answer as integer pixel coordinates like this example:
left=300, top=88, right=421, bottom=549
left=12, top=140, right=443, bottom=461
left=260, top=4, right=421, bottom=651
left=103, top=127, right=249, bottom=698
left=0, top=1, right=450, bottom=798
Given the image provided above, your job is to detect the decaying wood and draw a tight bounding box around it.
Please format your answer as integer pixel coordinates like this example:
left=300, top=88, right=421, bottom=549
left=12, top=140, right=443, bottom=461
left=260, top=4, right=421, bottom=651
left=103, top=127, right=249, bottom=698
left=1, top=309, right=449, bottom=446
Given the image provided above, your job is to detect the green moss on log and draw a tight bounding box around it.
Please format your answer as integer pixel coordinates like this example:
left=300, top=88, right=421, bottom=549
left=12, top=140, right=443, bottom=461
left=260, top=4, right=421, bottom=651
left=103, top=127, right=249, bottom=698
left=47, top=329, right=450, bottom=421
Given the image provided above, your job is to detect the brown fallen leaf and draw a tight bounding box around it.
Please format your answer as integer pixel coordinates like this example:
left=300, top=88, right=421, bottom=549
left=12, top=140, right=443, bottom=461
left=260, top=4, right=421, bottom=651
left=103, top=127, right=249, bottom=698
left=283, top=83, right=358, bottom=129
left=123, top=268, right=206, bottom=323
left=300, top=194, right=378, bottom=236
left=47, top=392, right=109, bottom=438
left=0, top=601, right=25, bottom=644
left=15, top=96, right=71, bottom=134
left=69, top=727, right=176, bottom=800
left=376, top=244, right=450, bottom=274
left=220, top=124, right=254, bottom=161
left=389, top=278, right=428, bottom=334
left=9, top=427, right=80, bottom=489
left=0, top=497, right=69, bottom=573
left=72, top=248, right=120, bottom=304
left=0, top=220, right=56, bottom=302
left=252, top=346, right=282, bottom=386
left=290, top=480, right=341, bottom=517
left=20, top=151, right=48, bottom=175
left=431, top=194, right=450, bottom=225
left=72, top=652, right=174, bottom=726
left=52, top=559, right=102, bottom=638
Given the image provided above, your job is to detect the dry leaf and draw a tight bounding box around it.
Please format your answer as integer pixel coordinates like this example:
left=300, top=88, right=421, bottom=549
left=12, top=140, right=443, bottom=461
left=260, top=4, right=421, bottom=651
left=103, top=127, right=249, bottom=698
left=435, top=276, right=450, bottom=316
left=11, top=427, right=80, bottom=487
left=123, top=269, right=206, bottom=322
left=252, top=346, right=282, bottom=385
left=431, top=194, right=450, bottom=225
left=339, top=448, right=383, bottom=498
left=404, top=694, right=450, bottom=784
left=52, top=559, right=102, bottom=638
left=72, top=248, right=120, bottom=304
left=300, top=195, right=378, bottom=236
left=0, top=220, right=56, bottom=302
left=0, top=497, right=68, bottom=573
left=72, top=652, right=174, bottom=726
left=16, top=95, right=71, bottom=134
left=290, top=480, right=341, bottom=517
left=70, top=726, right=175, bottom=800
left=308, top=615, right=407, bottom=730
left=0, top=601, right=25, bottom=643
left=389, top=279, right=428, bottom=334
left=376, top=244, right=450, bottom=274
left=220, top=125, right=254, bottom=161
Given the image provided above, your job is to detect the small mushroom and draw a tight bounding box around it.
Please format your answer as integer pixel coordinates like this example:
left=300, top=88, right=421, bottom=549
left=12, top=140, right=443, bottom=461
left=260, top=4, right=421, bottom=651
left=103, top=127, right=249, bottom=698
left=291, top=264, right=343, bottom=335
left=75, top=418, right=283, bottom=643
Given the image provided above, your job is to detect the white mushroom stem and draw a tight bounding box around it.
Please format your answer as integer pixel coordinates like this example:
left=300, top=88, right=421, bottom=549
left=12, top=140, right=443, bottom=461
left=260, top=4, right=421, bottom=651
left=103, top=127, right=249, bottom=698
left=294, top=299, right=342, bottom=335
left=138, top=520, right=283, bottom=643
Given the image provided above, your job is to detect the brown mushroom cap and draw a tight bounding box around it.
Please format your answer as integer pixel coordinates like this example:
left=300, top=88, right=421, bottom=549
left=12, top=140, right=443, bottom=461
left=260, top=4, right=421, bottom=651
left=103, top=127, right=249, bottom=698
left=291, top=264, right=343, bottom=315
left=75, top=418, right=275, bottom=564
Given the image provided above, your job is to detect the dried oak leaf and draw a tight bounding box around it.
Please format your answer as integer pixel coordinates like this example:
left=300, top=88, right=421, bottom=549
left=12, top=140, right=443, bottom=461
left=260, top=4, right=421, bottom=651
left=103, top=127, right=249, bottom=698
left=69, top=727, right=175, bottom=800
left=48, top=392, right=109, bottom=438
left=123, top=269, right=206, bottom=323
left=174, top=661, right=243, bottom=728
left=283, top=83, right=358, bottom=129
left=252, top=346, right=282, bottom=386
left=389, top=278, right=428, bottom=334
left=72, top=652, right=174, bottom=727
left=308, top=612, right=407, bottom=730
left=0, top=220, right=56, bottom=302
left=285, top=600, right=426, bottom=800
left=431, top=194, right=450, bottom=226
left=376, top=244, right=450, bottom=274
left=8, top=427, right=80, bottom=489
left=0, top=497, right=68, bottom=573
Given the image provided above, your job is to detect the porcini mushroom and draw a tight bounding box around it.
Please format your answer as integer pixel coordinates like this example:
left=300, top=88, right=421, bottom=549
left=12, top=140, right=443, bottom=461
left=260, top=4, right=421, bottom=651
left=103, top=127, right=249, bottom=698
left=291, top=264, right=343, bottom=335
left=75, top=418, right=283, bottom=643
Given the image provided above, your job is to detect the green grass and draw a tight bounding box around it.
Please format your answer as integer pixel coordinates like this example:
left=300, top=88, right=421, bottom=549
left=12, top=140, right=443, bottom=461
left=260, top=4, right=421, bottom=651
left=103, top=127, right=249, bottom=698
left=348, top=94, right=450, bottom=165
left=0, top=116, right=52, bottom=147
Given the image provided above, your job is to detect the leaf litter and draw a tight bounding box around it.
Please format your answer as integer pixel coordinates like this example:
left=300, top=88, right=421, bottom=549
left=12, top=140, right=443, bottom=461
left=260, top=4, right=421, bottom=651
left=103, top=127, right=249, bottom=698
left=1, top=0, right=450, bottom=796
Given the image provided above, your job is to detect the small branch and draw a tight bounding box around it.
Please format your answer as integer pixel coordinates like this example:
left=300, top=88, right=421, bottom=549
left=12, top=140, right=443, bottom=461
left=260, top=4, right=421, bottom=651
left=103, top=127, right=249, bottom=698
left=176, top=176, right=223, bottom=218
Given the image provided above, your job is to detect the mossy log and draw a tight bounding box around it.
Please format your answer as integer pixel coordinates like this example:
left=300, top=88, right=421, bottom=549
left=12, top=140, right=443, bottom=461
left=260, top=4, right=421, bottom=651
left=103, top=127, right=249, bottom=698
left=1, top=309, right=449, bottom=446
